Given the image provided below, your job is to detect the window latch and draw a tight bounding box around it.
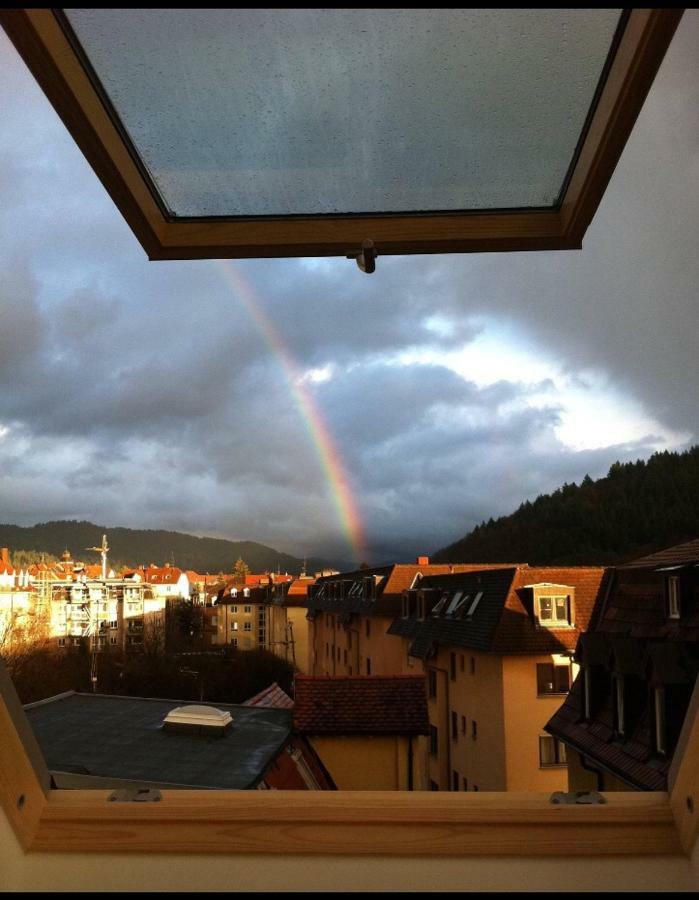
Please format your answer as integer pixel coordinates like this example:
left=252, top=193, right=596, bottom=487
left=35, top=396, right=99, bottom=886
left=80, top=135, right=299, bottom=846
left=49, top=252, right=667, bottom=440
left=550, top=790, right=606, bottom=805
left=347, top=239, right=377, bottom=274
left=108, top=787, right=162, bottom=802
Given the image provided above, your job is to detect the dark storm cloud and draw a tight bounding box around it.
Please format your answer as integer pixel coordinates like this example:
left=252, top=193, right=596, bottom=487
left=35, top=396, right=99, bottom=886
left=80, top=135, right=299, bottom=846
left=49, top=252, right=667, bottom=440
left=0, top=14, right=697, bottom=562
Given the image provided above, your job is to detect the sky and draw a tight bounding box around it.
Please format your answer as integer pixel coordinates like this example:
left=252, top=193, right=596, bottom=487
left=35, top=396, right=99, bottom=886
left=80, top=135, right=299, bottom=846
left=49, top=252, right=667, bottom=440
left=0, top=12, right=697, bottom=566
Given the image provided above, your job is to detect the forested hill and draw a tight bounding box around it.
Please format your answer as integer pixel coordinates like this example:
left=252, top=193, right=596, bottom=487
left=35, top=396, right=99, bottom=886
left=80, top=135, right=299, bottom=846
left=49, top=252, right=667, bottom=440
left=0, top=520, right=333, bottom=575
left=432, top=447, right=699, bottom=566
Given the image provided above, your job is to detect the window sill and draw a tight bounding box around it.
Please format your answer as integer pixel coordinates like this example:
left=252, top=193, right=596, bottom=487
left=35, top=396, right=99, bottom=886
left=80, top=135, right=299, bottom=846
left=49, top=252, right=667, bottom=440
left=15, top=789, right=685, bottom=857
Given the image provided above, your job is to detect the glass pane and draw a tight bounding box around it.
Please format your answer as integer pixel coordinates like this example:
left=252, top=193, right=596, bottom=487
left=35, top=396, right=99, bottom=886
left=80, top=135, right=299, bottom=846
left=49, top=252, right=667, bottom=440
left=63, top=8, right=622, bottom=216
left=539, top=597, right=552, bottom=619
left=537, top=663, right=554, bottom=693
left=555, top=597, right=568, bottom=620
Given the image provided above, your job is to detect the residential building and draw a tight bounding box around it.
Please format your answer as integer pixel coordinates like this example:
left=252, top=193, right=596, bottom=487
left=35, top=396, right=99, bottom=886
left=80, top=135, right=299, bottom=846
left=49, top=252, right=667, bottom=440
left=293, top=675, right=429, bottom=790
left=306, top=558, right=516, bottom=678
left=546, top=539, right=699, bottom=791
left=209, top=573, right=292, bottom=650
left=388, top=565, right=608, bottom=791
left=265, top=575, right=315, bottom=673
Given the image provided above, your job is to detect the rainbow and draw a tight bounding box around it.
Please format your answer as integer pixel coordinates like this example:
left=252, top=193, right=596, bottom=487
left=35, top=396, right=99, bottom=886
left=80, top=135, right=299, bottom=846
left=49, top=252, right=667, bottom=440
left=214, top=259, right=368, bottom=565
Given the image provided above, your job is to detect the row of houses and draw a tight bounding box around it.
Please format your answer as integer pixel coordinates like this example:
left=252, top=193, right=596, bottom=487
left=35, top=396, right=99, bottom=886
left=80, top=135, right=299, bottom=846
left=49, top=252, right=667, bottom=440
left=0, top=546, right=222, bottom=652
left=226, top=544, right=696, bottom=795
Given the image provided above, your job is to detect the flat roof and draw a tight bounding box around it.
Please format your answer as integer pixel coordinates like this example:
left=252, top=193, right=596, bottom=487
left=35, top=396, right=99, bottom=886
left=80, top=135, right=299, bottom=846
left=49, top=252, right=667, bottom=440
left=24, top=692, right=292, bottom=790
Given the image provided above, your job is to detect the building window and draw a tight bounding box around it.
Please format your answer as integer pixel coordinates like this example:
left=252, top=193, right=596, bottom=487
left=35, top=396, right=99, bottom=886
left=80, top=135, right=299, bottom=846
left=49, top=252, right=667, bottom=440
left=109, top=637, right=117, bottom=645
left=366, top=657, right=371, bottom=675
left=109, top=620, right=118, bottom=629
left=452, top=771, right=459, bottom=792
left=231, top=637, right=238, bottom=648
left=472, top=720, right=477, bottom=740
left=418, top=596, right=425, bottom=619
left=537, top=594, right=572, bottom=627
left=429, top=780, right=439, bottom=792
left=614, top=675, right=625, bottom=737
left=243, top=622, right=251, bottom=632
left=536, top=662, right=571, bottom=695
left=57, top=638, right=65, bottom=647
left=450, top=652, right=456, bottom=681
left=654, top=686, right=666, bottom=755
left=470, top=657, right=476, bottom=675
left=462, top=777, right=468, bottom=791
left=428, top=669, right=437, bottom=699
left=451, top=711, right=458, bottom=740
left=667, top=576, right=681, bottom=619
left=461, top=715, right=466, bottom=736
left=244, top=605, right=252, bottom=614
left=473, top=785, right=479, bottom=792
left=539, top=735, right=567, bottom=767
left=231, top=622, right=238, bottom=631
left=429, top=725, right=438, bottom=756
left=231, top=605, right=238, bottom=613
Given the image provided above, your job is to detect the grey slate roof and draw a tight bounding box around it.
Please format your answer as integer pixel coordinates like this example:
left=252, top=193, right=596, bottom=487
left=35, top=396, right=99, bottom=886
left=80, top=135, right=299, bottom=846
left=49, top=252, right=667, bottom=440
left=24, top=692, right=293, bottom=789
left=388, top=568, right=517, bottom=656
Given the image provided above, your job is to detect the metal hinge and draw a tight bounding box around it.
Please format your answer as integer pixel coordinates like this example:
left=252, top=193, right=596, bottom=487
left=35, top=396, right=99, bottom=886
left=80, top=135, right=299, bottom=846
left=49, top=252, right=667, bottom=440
left=108, top=787, right=162, bottom=802
left=550, top=790, right=606, bottom=805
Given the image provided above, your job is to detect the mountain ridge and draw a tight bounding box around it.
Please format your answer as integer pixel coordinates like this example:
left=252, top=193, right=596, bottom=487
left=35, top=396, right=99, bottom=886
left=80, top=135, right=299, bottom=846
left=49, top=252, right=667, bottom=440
left=0, top=519, right=348, bottom=575
left=432, top=447, right=699, bottom=566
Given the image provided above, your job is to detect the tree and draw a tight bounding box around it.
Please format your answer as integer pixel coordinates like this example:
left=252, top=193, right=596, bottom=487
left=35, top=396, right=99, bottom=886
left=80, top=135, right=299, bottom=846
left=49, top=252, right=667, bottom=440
left=233, top=557, right=250, bottom=580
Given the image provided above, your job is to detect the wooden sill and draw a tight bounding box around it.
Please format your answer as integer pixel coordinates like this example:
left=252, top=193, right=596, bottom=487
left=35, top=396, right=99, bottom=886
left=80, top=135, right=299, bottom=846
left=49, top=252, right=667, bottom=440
left=25, top=790, right=683, bottom=856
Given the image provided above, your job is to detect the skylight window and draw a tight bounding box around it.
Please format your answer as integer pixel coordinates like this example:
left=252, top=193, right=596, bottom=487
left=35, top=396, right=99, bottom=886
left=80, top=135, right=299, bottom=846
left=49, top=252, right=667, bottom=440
left=445, top=591, right=464, bottom=615
left=431, top=592, right=450, bottom=616
left=465, top=592, right=484, bottom=619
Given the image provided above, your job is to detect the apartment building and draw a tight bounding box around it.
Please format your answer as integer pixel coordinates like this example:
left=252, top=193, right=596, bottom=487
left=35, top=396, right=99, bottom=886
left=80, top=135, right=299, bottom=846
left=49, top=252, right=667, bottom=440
left=546, top=538, right=699, bottom=791
left=265, top=575, right=315, bottom=673
left=210, top=574, right=292, bottom=650
left=388, top=565, right=607, bottom=791
left=48, top=574, right=165, bottom=652
left=0, top=552, right=42, bottom=650
left=306, top=559, right=516, bottom=678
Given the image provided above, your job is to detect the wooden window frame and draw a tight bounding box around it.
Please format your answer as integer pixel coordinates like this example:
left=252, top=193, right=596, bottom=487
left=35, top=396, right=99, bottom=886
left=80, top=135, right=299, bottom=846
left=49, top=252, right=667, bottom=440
left=0, top=9, right=683, bottom=263
left=0, top=5, right=696, bottom=863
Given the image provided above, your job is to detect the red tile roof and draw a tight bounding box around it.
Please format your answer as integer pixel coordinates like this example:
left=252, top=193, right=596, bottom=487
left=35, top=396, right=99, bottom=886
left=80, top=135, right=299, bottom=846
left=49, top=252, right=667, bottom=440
left=492, top=566, right=607, bottom=654
left=293, top=675, right=429, bottom=736
left=146, top=566, right=183, bottom=584
left=244, top=682, right=294, bottom=709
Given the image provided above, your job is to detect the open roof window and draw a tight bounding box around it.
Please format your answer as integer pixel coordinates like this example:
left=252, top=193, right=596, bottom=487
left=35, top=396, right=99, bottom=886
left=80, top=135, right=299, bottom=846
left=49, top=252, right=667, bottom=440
left=0, top=9, right=683, bottom=263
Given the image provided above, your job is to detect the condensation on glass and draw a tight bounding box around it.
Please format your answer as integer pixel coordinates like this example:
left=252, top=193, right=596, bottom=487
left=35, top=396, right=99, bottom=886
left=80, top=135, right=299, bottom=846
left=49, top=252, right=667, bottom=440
left=63, top=9, right=622, bottom=218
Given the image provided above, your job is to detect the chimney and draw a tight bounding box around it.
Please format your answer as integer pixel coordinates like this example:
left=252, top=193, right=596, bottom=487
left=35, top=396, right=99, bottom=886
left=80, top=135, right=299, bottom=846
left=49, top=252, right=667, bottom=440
left=1, top=548, right=9, bottom=565
left=416, top=556, right=429, bottom=566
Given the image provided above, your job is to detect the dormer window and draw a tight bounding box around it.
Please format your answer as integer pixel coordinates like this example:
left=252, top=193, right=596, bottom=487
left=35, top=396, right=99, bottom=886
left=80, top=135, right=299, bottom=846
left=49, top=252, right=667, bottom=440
left=538, top=594, right=572, bottom=626
left=667, top=576, right=681, bottom=619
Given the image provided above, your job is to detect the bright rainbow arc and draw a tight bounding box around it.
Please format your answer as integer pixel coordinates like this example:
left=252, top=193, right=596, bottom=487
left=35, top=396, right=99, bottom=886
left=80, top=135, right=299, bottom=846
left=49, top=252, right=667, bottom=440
left=214, top=259, right=368, bottom=566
